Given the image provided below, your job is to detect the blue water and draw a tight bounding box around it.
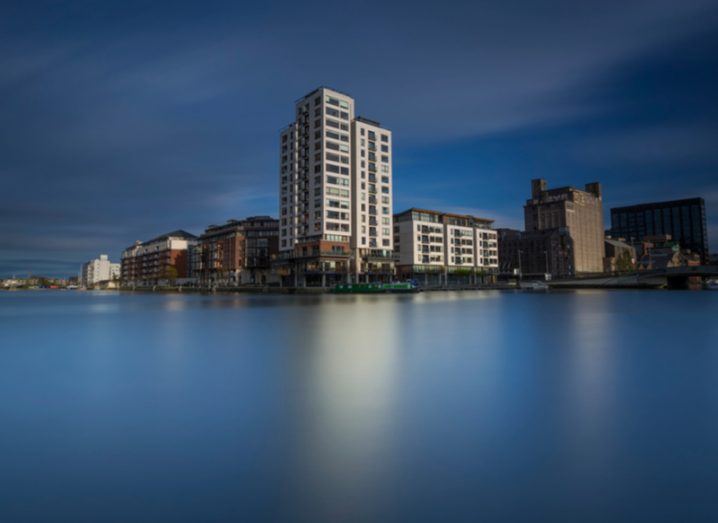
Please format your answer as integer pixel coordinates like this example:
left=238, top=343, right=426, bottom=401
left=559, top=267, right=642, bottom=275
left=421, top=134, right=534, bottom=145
left=1, top=290, right=718, bottom=522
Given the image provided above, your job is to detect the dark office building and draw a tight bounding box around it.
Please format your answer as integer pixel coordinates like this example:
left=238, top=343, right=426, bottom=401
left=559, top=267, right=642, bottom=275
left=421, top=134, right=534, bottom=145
left=610, top=198, right=708, bottom=263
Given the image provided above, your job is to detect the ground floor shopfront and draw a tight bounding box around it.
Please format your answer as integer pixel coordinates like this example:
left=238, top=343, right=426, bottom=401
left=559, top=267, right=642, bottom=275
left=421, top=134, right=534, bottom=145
left=396, top=265, right=497, bottom=288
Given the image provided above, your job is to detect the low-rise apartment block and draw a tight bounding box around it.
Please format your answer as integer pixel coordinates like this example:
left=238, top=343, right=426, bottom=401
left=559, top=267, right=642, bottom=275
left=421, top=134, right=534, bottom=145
left=121, top=230, right=197, bottom=286
left=192, top=216, right=279, bottom=286
left=394, top=208, right=498, bottom=286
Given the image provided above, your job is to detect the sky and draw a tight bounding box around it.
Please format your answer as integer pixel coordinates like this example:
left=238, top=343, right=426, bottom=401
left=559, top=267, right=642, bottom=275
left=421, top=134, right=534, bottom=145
left=1, top=0, right=718, bottom=277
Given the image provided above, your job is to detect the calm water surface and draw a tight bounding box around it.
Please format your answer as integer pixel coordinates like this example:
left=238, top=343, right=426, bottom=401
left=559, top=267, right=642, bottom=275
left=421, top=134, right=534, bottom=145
left=1, top=290, right=718, bottom=522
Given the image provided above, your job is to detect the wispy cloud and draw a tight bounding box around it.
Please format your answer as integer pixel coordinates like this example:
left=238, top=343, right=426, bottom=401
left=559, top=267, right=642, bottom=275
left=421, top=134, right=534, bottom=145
left=573, top=124, right=718, bottom=166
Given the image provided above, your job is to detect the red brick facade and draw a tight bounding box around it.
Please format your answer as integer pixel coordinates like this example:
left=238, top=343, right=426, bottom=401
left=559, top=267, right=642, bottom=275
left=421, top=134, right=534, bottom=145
left=121, top=230, right=196, bottom=285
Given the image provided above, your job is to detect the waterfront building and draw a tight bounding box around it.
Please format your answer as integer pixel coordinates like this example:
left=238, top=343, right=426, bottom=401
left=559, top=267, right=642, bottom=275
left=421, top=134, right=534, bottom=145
left=188, top=242, right=201, bottom=286
left=277, top=87, right=393, bottom=286
left=523, top=228, right=574, bottom=277
left=604, top=237, right=637, bottom=273
left=524, top=178, right=605, bottom=276
left=496, top=179, right=604, bottom=279
left=497, top=228, right=522, bottom=275
left=636, top=235, right=701, bottom=270
left=350, top=117, right=394, bottom=281
left=193, top=216, right=279, bottom=286
left=120, top=230, right=197, bottom=286
left=393, top=208, right=498, bottom=286
left=497, top=227, right=574, bottom=278
left=1, top=278, right=24, bottom=289
left=80, top=254, right=120, bottom=288
left=610, top=198, right=708, bottom=263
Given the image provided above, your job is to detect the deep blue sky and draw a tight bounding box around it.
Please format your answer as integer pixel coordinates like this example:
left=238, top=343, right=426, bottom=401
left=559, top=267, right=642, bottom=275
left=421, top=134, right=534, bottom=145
left=2, top=0, right=718, bottom=277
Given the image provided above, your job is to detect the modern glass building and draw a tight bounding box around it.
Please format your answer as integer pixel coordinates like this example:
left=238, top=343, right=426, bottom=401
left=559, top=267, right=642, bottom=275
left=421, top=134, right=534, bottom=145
left=610, top=198, right=708, bottom=262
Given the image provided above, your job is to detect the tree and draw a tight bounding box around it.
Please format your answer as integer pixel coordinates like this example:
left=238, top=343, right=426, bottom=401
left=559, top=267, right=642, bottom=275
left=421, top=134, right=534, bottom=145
left=616, top=250, right=634, bottom=273
left=164, top=265, right=179, bottom=282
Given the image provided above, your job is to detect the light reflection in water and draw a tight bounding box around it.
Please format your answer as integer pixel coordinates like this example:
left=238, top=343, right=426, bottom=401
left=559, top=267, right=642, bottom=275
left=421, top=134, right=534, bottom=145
left=564, top=291, right=617, bottom=474
left=288, top=296, right=401, bottom=520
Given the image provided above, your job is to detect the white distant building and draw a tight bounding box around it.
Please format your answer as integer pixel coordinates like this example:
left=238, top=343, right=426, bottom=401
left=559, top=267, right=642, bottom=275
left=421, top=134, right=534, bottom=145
left=80, top=254, right=120, bottom=287
left=1, top=278, right=22, bottom=289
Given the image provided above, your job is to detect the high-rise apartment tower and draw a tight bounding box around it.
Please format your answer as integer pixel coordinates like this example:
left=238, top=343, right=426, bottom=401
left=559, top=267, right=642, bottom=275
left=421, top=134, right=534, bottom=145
left=278, top=87, right=393, bottom=286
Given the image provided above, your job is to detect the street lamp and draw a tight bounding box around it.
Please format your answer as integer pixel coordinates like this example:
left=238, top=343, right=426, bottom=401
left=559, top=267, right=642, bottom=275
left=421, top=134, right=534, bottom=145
left=544, top=249, right=550, bottom=280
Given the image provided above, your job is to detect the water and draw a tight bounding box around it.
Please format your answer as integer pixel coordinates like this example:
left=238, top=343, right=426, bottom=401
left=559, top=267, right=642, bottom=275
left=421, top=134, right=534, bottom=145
left=1, top=290, right=718, bottom=522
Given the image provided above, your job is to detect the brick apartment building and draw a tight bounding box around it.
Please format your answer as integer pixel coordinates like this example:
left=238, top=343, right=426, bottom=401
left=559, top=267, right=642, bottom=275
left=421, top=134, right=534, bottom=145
left=192, top=216, right=279, bottom=286
left=121, top=230, right=197, bottom=286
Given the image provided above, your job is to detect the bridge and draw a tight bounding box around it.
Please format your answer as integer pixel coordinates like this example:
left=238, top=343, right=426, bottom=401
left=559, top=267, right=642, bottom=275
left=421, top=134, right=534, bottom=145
left=547, top=266, right=718, bottom=290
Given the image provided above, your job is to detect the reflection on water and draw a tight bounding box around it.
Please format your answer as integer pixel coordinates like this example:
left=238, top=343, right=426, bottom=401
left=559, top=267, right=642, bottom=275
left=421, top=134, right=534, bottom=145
left=289, top=297, right=401, bottom=520
left=564, top=292, right=618, bottom=481
left=1, top=290, right=717, bottom=522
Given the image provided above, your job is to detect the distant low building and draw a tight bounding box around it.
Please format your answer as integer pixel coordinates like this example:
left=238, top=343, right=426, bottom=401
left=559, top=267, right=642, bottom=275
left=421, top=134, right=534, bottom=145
left=610, top=198, right=708, bottom=263
left=193, top=216, right=279, bottom=286
left=604, top=238, right=637, bottom=273
left=637, top=235, right=701, bottom=270
left=1, top=278, right=23, bottom=289
left=393, top=208, right=498, bottom=286
left=80, top=254, right=120, bottom=287
left=121, top=230, right=197, bottom=286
